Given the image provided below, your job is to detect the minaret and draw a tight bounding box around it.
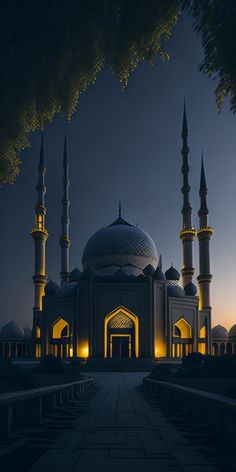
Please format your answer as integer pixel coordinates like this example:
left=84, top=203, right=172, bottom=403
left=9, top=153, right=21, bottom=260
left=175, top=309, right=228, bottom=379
left=59, top=133, right=71, bottom=284
left=179, top=102, right=196, bottom=286
left=197, top=154, right=213, bottom=310
left=31, top=135, right=48, bottom=311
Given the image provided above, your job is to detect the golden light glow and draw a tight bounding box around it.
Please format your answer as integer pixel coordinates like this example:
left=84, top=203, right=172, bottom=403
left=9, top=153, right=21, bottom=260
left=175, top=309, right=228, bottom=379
left=78, top=342, right=89, bottom=358
left=35, top=344, right=41, bottom=358
left=198, top=343, right=206, bottom=354
left=199, top=325, right=206, bottom=338
left=174, top=317, right=192, bottom=338
left=104, top=306, right=139, bottom=358
left=69, top=346, right=73, bottom=357
left=36, top=325, right=41, bottom=338
left=179, top=228, right=196, bottom=237
left=154, top=339, right=166, bottom=358
left=197, top=226, right=214, bottom=235
left=52, top=317, right=69, bottom=338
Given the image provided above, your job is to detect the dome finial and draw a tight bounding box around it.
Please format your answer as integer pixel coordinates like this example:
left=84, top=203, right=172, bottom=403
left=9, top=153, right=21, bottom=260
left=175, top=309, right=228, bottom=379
left=118, top=200, right=122, bottom=218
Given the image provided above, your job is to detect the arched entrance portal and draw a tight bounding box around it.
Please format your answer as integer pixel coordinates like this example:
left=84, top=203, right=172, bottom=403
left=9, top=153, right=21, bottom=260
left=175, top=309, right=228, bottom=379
left=104, top=307, right=139, bottom=358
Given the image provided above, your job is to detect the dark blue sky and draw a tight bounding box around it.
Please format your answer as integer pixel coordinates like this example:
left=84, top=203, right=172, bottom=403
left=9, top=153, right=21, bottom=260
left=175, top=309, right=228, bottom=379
left=1, top=14, right=235, bottom=329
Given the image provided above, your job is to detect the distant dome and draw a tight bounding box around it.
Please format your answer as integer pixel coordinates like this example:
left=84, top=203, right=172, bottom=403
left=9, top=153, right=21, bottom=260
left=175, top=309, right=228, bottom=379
left=184, top=282, right=197, bottom=296
left=152, top=266, right=165, bottom=281
left=0, top=321, right=24, bottom=339
left=45, top=280, right=58, bottom=296
left=69, top=268, right=82, bottom=282
left=212, top=324, right=228, bottom=339
left=24, top=327, right=32, bottom=337
left=82, top=216, right=158, bottom=271
left=167, top=281, right=185, bottom=298
left=165, top=265, right=180, bottom=281
left=229, top=325, right=236, bottom=338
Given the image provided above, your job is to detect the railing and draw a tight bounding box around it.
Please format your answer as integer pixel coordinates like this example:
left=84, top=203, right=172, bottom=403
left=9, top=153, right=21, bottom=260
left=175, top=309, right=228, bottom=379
left=143, top=377, right=236, bottom=444
left=0, top=377, right=93, bottom=438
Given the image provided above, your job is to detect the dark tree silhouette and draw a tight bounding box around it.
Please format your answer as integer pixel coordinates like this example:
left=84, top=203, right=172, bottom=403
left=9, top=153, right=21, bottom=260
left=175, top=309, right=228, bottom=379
left=0, top=0, right=235, bottom=185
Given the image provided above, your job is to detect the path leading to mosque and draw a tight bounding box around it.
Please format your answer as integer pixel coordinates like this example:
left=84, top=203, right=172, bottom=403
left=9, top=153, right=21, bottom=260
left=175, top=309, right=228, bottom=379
left=29, top=372, right=217, bottom=472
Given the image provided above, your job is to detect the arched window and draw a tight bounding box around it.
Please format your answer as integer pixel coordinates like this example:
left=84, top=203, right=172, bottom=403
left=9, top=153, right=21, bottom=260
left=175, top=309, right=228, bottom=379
left=172, top=317, right=192, bottom=358
left=220, top=343, right=225, bottom=356
left=213, top=343, right=219, bottom=356
left=174, top=318, right=192, bottom=338
left=36, top=325, right=41, bottom=338
left=52, top=318, right=70, bottom=339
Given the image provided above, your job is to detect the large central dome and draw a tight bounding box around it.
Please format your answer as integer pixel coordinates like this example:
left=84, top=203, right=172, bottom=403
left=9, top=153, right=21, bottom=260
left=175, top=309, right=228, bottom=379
left=82, top=216, right=158, bottom=271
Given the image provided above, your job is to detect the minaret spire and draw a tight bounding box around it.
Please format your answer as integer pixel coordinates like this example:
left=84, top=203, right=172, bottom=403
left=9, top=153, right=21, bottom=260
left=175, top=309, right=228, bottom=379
left=59, top=131, right=71, bottom=284
left=179, top=101, right=196, bottom=287
left=31, top=133, right=48, bottom=312
left=197, top=154, right=213, bottom=310
left=181, top=99, right=192, bottom=228
left=198, top=152, right=209, bottom=226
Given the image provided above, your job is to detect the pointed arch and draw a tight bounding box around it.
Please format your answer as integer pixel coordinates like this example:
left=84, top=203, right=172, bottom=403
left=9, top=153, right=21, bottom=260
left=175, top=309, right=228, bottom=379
left=104, top=306, right=139, bottom=358
left=51, top=317, right=69, bottom=339
left=174, top=317, right=192, bottom=338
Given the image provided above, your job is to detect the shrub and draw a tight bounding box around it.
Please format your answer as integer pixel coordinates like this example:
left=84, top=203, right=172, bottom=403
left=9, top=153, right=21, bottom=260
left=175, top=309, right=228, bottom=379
left=39, top=355, right=63, bottom=374
left=148, top=363, right=176, bottom=380
left=182, top=352, right=204, bottom=367
left=203, top=355, right=236, bottom=378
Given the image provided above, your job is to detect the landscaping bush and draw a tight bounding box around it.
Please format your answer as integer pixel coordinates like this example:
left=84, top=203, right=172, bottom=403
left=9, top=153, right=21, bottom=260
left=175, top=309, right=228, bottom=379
left=148, top=363, right=177, bottom=380
left=39, top=355, right=63, bottom=374
left=203, top=355, right=236, bottom=378
left=182, top=352, right=204, bottom=367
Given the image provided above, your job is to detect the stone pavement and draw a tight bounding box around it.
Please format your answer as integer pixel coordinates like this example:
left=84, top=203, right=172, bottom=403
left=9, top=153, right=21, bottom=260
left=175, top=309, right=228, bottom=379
left=29, top=372, right=218, bottom=472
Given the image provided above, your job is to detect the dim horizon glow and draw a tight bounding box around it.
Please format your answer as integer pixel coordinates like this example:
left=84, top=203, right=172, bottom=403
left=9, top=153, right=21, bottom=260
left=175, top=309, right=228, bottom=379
left=0, top=14, right=236, bottom=332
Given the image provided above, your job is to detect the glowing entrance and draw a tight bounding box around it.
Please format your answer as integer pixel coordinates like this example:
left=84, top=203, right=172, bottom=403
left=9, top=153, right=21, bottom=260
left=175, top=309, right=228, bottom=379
left=104, top=307, right=139, bottom=358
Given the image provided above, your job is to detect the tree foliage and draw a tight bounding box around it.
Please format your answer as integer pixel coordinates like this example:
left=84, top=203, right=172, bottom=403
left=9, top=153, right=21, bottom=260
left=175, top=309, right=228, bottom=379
left=1, top=0, right=235, bottom=185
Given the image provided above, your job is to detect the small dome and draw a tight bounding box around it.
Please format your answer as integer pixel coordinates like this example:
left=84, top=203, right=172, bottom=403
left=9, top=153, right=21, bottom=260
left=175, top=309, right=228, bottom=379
left=212, top=324, right=228, bottom=339
left=24, top=326, right=32, bottom=337
left=152, top=266, right=165, bottom=281
left=45, top=280, right=58, bottom=296
left=165, top=265, right=180, bottom=281
left=56, top=282, right=77, bottom=298
left=82, top=217, right=158, bottom=271
left=167, top=281, right=185, bottom=298
left=229, top=324, right=236, bottom=338
left=143, top=264, right=156, bottom=276
left=0, top=321, right=24, bottom=339
left=69, top=267, right=82, bottom=282
left=184, top=282, right=197, bottom=296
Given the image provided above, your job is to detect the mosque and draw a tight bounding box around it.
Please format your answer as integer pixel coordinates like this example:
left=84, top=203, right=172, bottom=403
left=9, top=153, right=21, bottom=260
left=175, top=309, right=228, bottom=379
left=0, top=106, right=234, bottom=361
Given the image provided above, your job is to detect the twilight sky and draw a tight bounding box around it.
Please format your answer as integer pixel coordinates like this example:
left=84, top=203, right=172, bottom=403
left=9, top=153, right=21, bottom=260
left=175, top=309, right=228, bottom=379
left=0, top=13, right=235, bottom=330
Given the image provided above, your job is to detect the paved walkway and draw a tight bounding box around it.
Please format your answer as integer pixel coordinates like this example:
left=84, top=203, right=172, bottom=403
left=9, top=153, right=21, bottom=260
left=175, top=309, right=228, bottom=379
left=29, top=373, right=217, bottom=472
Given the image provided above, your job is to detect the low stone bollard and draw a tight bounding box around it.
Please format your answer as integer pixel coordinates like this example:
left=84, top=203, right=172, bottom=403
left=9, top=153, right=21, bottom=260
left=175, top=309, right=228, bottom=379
left=0, top=377, right=93, bottom=439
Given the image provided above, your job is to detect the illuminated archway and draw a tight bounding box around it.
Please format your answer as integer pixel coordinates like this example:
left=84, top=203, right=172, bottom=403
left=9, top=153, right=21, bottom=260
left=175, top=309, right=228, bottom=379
left=172, top=317, right=192, bottom=358
left=50, top=317, right=72, bottom=358
left=174, top=317, right=192, bottom=338
left=104, top=306, right=139, bottom=358
left=52, top=317, right=69, bottom=339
